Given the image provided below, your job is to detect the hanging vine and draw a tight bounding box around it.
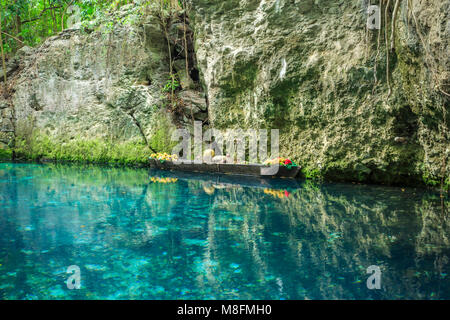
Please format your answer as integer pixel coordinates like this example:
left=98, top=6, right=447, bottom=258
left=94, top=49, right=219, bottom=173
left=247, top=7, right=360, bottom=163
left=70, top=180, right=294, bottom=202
left=369, top=0, right=449, bottom=99
left=384, top=0, right=391, bottom=96
left=372, top=0, right=382, bottom=92
left=367, top=0, right=449, bottom=192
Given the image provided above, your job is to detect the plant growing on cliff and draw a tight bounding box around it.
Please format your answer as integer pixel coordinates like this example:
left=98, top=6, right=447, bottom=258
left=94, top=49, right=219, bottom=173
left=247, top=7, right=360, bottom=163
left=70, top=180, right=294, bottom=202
left=142, top=0, right=183, bottom=109
left=163, top=76, right=179, bottom=93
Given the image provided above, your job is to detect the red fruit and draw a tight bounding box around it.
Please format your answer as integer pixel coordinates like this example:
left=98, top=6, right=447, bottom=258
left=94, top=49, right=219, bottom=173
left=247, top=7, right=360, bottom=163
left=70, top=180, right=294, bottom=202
left=284, top=191, right=290, bottom=197
left=284, top=159, right=292, bottom=165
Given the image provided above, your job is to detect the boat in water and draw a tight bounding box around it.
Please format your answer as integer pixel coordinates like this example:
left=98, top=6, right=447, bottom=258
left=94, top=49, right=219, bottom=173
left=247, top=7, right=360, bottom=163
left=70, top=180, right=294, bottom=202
left=148, top=159, right=301, bottom=179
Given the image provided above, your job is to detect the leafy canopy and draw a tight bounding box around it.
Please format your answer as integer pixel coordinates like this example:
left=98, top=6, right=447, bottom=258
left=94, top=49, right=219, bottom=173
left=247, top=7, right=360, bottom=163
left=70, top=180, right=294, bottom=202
left=0, top=0, right=134, bottom=56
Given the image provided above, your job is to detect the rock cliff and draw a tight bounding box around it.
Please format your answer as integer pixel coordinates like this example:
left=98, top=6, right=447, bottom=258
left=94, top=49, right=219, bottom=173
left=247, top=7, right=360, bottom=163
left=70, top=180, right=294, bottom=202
left=0, top=4, right=204, bottom=164
left=1, top=0, right=448, bottom=186
left=189, top=0, right=449, bottom=185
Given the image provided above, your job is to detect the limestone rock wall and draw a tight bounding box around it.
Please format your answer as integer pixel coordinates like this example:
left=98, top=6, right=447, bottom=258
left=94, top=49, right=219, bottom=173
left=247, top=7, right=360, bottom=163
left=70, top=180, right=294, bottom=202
left=0, top=6, right=180, bottom=162
left=1, top=1, right=448, bottom=185
left=189, top=0, right=449, bottom=185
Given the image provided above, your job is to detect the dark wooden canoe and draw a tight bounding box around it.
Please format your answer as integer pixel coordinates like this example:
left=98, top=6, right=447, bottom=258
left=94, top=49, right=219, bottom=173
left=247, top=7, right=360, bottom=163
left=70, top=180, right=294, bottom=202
left=148, top=159, right=300, bottom=179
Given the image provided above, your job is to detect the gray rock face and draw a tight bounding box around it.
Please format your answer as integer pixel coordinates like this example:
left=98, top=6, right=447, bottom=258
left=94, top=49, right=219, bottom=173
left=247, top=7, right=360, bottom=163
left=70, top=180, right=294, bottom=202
left=0, top=5, right=209, bottom=161
left=189, top=0, right=449, bottom=184
left=0, top=9, right=180, bottom=160
left=0, top=1, right=448, bottom=185
left=18, top=24, right=165, bottom=139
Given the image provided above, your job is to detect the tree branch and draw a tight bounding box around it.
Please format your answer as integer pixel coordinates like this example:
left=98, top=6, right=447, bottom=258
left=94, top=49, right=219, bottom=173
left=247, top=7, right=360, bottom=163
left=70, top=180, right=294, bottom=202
left=22, top=6, right=64, bottom=24
left=1, top=31, right=25, bottom=44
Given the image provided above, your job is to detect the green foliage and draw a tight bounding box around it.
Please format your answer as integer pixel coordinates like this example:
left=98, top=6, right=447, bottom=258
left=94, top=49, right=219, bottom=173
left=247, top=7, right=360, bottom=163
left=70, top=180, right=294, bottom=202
left=302, top=166, right=323, bottom=180
left=0, top=0, right=182, bottom=56
left=422, top=174, right=450, bottom=192
left=0, top=0, right=112, bottom=55
left=149, top=113, right=177, bottom=153
left=0, top=148, right=12, bottom=160
left=163, top=76, right=179, bottom=93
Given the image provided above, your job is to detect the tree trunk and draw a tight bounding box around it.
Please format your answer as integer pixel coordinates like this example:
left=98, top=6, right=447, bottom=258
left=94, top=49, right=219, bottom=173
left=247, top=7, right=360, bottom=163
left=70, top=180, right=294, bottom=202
left=15, top=15, right=23, bottom=50
left=51, top=7, right=57, bottom=34
left=0, top=11, right=8, bottom=86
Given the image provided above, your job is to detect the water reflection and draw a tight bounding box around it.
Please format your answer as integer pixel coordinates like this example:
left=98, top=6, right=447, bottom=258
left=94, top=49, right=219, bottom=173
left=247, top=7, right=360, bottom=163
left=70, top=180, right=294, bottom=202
left=0, top=163, right=448, bottom=299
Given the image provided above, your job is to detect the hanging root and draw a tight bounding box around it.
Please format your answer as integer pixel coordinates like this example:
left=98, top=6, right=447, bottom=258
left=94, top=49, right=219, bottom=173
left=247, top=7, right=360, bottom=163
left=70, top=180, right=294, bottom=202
left=373, top=0, right=383, bottom=91
left=384, top=0, right=392, bottom=97
left=390, top=0, right=401, bottom=51
left=410, top=1, right=450, bottom=97
left=364, top=1, right=370, bottom=62
left=365, top=22, right=369, bottom=62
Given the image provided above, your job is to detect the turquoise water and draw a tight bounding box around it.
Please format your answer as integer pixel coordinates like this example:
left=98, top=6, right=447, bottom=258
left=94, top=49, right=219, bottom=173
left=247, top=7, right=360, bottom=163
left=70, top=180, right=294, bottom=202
left=0, top=162, right=448, bottom=300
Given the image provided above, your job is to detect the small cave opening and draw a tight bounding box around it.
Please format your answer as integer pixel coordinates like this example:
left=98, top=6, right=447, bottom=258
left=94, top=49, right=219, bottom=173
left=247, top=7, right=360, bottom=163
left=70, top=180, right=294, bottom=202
left=190, top=68, right=200, bottom=82
left=145, top=74, right=152, bottom=86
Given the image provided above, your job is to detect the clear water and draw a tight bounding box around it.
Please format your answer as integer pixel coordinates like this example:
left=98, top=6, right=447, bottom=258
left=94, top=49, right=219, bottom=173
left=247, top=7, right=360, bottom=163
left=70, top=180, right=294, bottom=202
left=0, top=162, right=449, bottom=300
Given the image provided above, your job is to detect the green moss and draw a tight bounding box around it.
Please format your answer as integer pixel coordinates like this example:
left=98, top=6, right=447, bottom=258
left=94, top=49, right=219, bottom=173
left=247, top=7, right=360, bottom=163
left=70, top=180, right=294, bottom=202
left=14, top=132, right=151, bottom=165
left=422, top=171, right=450, bottom=190
left=221, top=59, right=259, bottom=97
left=321, top=161, right=362, bottom=183
left=10, top=107, right=181, bottom=166
left=0, top=148, right=12, bottom=160
left=302, top=166, right=323, bottom=180
left=149, top=112, right=178, bottom=153
left=264, top=79, right=300, bottom=129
